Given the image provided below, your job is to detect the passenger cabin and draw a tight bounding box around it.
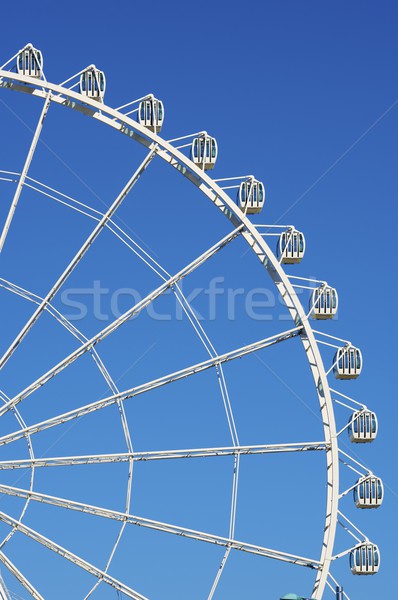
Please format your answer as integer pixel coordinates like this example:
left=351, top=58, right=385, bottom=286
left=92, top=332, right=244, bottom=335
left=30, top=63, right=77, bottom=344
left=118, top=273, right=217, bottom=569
left=350, top=543, right=380, bottom=575
left=348, top=410, right=378, bottom=443
left=354, top=475, right=383, bottom=509
left=138, top=98, right=164, bottom=133
left=277, top=229, right=305, bottom=264
left=333, top=345, right=362, bottom=379
left=310, top=285, right=338, bottom=319
left=191, top=135, right=217, bottom=170
left=238, top=178, right=265, bottom=214
left=80, top=68, right=106, bottom=101
left=17, top=46, right=43, bottom=79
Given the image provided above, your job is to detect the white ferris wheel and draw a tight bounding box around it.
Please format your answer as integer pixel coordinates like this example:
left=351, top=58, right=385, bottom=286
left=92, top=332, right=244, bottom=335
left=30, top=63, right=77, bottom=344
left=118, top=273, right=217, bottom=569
left=0, top=43, right=382, bottom=600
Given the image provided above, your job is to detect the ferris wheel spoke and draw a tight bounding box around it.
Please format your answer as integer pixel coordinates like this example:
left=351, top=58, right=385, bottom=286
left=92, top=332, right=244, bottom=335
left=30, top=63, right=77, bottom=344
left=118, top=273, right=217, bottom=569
left=0, top=91, right=52, bottom=253
left=0, top=145, right=158, bottom=372
left=0, top=549, right=44, bottom=600
left=0, top=484, right=321, bottom=569
left=0, top=509, right=149, bottom=600
left=0, top=225, right=244, bottom=419
left=0, top=327, right=302, bottom=447
left=0, top=442, right=327, bottom=469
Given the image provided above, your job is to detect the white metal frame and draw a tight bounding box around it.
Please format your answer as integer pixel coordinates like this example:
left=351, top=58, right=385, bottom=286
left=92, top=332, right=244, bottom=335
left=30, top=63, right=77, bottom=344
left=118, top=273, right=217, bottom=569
left=0, top=61, right=358, bottom=599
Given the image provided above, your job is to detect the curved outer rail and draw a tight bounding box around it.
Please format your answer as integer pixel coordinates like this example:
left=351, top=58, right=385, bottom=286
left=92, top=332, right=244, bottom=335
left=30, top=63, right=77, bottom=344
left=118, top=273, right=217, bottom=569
left=0, top=69, right=339, bottom=599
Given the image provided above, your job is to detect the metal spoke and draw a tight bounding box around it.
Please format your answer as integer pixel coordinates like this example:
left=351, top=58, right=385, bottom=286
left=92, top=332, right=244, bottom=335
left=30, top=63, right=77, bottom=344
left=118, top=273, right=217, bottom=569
left=0, top=92, right=52, bottom=253
left=0, top=326, right=302, bottom=447
left=0, top=485, right=320, bottom=569
left=0, top=550, right=43, bottom=600
left=0, top=442, right=326, bottom=470
left=0, top=146, right=158, bottom=370
left=0, top=510, right=148, bottom=600
left=0, top=225, right=244, bottom=419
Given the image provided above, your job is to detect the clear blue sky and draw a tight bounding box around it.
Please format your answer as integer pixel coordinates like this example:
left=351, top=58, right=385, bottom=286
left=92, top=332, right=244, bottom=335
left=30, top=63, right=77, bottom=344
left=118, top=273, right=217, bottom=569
left=0, top=1, right=396, bottom=599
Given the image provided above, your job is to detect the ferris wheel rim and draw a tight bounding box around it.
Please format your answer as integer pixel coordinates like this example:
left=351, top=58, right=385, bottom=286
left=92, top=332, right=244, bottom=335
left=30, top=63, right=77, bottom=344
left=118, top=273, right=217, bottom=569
left=0, top=67, right=339, bottom=599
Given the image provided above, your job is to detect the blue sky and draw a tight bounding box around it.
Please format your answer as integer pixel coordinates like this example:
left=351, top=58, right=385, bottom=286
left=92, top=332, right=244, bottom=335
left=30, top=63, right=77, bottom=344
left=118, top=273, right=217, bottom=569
left=0, top=1, right=396, bottom=598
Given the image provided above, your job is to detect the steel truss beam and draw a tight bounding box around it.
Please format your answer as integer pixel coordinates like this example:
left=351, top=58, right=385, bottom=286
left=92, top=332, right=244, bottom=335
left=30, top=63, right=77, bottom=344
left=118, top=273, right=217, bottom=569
left=0, top=510, right=148, bottom=600
left=0, top=485, right=320, bottom=570
left=0, top=550, right=42, bottom=600
left=0, top=326, right=301, bottom=447
left=0, top=441, right=327, bottom=470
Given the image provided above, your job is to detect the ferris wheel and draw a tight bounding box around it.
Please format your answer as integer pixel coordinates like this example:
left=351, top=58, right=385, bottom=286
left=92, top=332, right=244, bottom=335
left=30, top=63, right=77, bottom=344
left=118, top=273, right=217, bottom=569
left=0, top=43, right=382, bottom=599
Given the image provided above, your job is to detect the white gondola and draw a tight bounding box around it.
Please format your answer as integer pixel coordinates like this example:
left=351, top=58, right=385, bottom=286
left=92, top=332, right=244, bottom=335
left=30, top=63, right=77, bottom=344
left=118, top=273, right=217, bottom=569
left=138, top=98, right=164, bottom=133
left=353, top=475, right=383, bottom=509
left=348, top=410, right=378, bottom=443
left=238, top=178, right=265, bottom=214
left=190, top=135, right=217, bottom=170
left=350, top=543, right=380, bottom=575
left=80, top=68, right=106, bottom=101
left=310, top=285, right=338, bottom=319
left=277, top=229, right=305, bottom=264
left=333, top=345, right=362, bottom=380
left=17, top=46, right=43, bottom=79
